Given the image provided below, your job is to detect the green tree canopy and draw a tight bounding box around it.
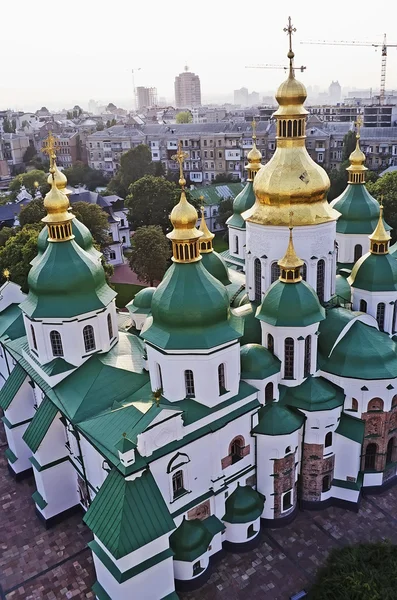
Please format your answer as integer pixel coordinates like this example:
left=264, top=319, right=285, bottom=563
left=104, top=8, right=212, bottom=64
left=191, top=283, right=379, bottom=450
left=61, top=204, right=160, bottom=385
left=9, top=170, right=50, bottom=199
left=19, top=199, right=46, bottom=228
left=176, top=111, right=193, bottom=124
left=71, top=201, right=111, bottom=250
left=216, top=197, right=234, bottom=229
left=342, top=130, right=357, bottom=161
left=214, top=172, right=240, bottom=184
left=3, top=118, right=15, bottom=133
left=0, top=226, right=40, bottom=292
left=108, top=145, right=154, bottom=198
left=128, top=225, right=171, bottom=286
left=0, top=227, right=16, bottom=247
left=367, top=171, right=397, bottom=242
left=63, top=161, right=107, bottom=190
left=23, top=145, right=37, bottom=164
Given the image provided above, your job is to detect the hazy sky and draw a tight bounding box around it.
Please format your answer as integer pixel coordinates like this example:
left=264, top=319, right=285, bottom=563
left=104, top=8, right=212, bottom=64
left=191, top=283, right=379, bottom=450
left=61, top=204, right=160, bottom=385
left=2, top=0, right=397, bottom=111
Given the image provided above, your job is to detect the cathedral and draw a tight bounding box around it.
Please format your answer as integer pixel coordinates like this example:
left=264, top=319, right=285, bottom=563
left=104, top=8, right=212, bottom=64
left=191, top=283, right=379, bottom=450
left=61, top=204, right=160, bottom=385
left=1, top=20, right=397, bottom=600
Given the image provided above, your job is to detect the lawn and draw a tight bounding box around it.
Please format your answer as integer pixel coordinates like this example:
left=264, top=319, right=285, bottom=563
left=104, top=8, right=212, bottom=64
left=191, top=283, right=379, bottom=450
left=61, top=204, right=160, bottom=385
left=113, top=283, right=144, bottom=308
left=213, top=234, right=228, bottom=253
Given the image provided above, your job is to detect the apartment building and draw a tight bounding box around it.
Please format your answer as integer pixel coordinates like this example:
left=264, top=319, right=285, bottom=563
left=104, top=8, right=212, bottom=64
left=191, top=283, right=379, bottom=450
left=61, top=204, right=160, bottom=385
left=1, top=133, right=30, bottom=167
left=174, top=67, right=201, bottom=107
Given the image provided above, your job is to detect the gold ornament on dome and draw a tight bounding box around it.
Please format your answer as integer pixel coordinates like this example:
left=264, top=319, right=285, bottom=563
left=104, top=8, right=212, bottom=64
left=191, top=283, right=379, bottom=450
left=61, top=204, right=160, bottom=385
left=41, top=131, right=61, bottom=166
left=3, top=268, right=10, bottom=281
left=171, top=142, right=189, bottom=188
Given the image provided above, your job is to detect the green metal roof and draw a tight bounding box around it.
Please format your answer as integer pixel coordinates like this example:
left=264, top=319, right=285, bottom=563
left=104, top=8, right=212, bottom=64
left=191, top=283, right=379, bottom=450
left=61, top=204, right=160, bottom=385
left=336, top=412, right=365, bottom=444
left=281, top=377, right=344, bottom=412
left=170, top=517, right=213, bottom=562
left=348, top=252, right=397, bottom=292
left=201, top=251, right=232, bottom=286
left=332, top=184, right=390, bottom=234
left=27, top=347, right=75, bottom=376
left=320, top=319, right=397, bottom=380
left=240, top=301, right=262, bottom=345
left=318, top=308, right=358, bottom=358
left=189, top=182, right=244, bottom=206
left=127, top=287, right=156, bottom=314
left=23, top=397, right=58, bottom=453
left=142, top=261, right=243, bottom=350
left=0, top=364, right=26, bottom=411
left=256, top=280, right=325, bottom=327
left=220, top=249, right=245, bottom=265
left=84, top=468, right=175, bottom=559
left=252, top=401, right=305, bottom=436
left=223, top=484, right=264, bottom=524
left=240, top=343, right=280, bottom=380
left=33, top=219, right=101, bottom=267
left=0, top=304, right=25, bottom=342
left=335, top=274, right=351, bottom=302
left=21, top=238, right=116, bottom=319
left=226, top=181, right=256, bottom=229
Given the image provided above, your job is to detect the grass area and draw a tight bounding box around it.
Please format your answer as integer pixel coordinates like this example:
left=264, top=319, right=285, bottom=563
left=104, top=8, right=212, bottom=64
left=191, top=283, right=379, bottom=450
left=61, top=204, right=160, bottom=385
left=213, top=234, right=228, bottom=253
left=113, top=283, right=144, bottom=308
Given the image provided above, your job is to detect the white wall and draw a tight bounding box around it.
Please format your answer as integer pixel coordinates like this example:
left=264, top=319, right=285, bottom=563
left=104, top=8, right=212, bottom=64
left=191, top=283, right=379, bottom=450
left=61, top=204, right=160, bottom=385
left=351, top=287, right=397, bottom=335
left=335, top=232, right=371, bottom=264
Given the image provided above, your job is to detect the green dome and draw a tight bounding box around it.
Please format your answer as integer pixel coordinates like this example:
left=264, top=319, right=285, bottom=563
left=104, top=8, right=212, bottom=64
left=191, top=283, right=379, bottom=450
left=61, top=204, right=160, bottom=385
left=252, top=402, right=305, bottom=436
left=240, top=302, right=262, bottom=344
left=348, top=252, right=397, bottom=292
left=223, top=484, right=265, bottom=524
left=240, top=343, right=280, bottom=379
left=169, top=517, right=212, bottom=562
left=226, top=181, right=255, bottom=229
left=32, top=219, right=101, bottom=266
left=201, top=251, right=231, bottom=286
left=141, top=261, right=243, bottom=350
left=256, top=280, right=325, bottom=327
left=127, top=287, right=156, bottom=314
left=21, top=239, right=116, bottom=319
left=281, top=376, right=344, bottom=411
left=335, top=273, right=351, bottom=302
left=332, top=184, right=390, bottom=234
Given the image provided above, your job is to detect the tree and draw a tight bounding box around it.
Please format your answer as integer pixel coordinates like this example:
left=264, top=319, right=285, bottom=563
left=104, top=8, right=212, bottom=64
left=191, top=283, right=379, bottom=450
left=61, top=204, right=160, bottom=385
left=342, top=130, right=357, bottom=161
left=63, top=161, right=107, bottom=190
left=367, top=171, right=397, bottom=242
left=216, top=197, right=234, bottom=229
left=71, top=202, right=111, bottom=250
left=176, top=111, right=193, bottom=124
left=106, top=118, right=117, bottom=128
left=126, top=175, right=181, bottom=233
left=128, top=226, right=170, bottom=286
left=9, top=170, right=49, bottom=198
left=19, top=199, right=46, bottom=228
left=108, top=145, right=154, bottom=197
left=0, top=226, right=40, bottom=292
left=214, top=172, right=239, bottom=184
left=23, top=145, right=37, bottom=164
left=327, top=163, right=349, bottom=202
left=0, top=227, right=16, bottom=247
left=96, top=121, right=104, bottom=131
left=3, top=117, right=15, bottom=133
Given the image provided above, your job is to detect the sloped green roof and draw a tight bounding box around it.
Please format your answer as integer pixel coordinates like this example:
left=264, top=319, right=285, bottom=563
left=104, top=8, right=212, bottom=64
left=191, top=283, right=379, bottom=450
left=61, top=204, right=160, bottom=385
left=390, top=241, right=397, bottom=258
left=83, top=468, right=175, bottom=559
left=332, top=184, right=390, bottom=234
left=240, top=301, right=262, bottom=345
left=170, top=517, right=212, bottom=562
left=33, top=219, right=101, bottom=267
left=0, top=304, right=24, bottom=342
left=201, top=251, right=231, bottom=286
left=252, top=401, right=305, bottom=436
left=318, top=308, right=358, bottom=358
left=256, top=280, right=325, bottom=327
left=223, top=484, right=264, bottom=524
left=142, top=261, right=243, bottom=350
left=240, top=343, right=280, bottom=379
left=127, top=287, right=156, bottom=314
left=336, top=412, right=365, bottom=444
left=226, top=181, right=256, bottom=229
left=220, top=249, right=245, bottom=265
left=21, top=239, right=116, bottom=319
left=281, top=377, right=344, bottom=412
left=348, top=252, right=397, bottom=292
left=23, top=397, right=58, bottom=452
left=27, top=348, right=75, bottom=376
left=0, top=364, right=26, bottom=410
left=335, top=273, right=351, bottom=302
left=189, top=182, right=244, bottom=206
left=320, top=319, right=397, bottom=380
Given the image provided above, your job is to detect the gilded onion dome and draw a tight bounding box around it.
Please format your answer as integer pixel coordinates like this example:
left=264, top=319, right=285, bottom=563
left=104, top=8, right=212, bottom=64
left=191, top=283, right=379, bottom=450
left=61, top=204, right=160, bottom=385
left=42, top=131, right=70, bottom=195
left=244, top=19, right=338, bottom=227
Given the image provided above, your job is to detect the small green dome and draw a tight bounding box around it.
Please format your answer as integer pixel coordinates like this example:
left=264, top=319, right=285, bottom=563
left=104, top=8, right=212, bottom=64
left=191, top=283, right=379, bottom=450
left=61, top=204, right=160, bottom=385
left=226, top=181, right=255, bottom=229
left=142, top=261, right=243, bottom=350
left=169, top=517, right=212, bottom=562
left=201, top=251, right=231, bottom=286
left=335, top=273, right=351, bottom=302
left=282, top=376, right=344, bottom=411
left=332, top=184, right=390, bottom=234
left=252, top=402, right=305, bottom=436
left=127, top=287, right=156, bottom=314
left=240, top=343, right=280, bottom=379
left=257, top=280, right=325, bottom=327
left=21, top=239, right=116, bottom=319
left=348, top=252, right=397, bottom=292
left=223, top=484, right=264, bottom=524
left=237, top=302, right=262, bottom=345
left=32, top=219, right=101, bottom=266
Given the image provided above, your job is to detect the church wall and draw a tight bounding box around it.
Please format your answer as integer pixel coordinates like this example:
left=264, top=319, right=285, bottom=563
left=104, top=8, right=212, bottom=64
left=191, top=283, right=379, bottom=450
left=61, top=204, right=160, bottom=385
left=351, top=288, right=396, bottom=335
left=79, top=435, right=108, bottom=495
left=228, top=226, right=246, bottom=262
left=334, top=433, right=361, bottom=483
left=96, top=533, right=171, bottom=573
left=34, top=459, right=80, bottom=520
left=34, top=411, right=68, bottom=467
left=336, top=232, right=371, bottom=264
left=301, top=443, right=335, bottom=502
left=4, top=376, right=35, bottom=474
left=174, top=554, right=210, bottom=581
left=241, top=374, right=280, bottom=404
left=224, top=518, right=261, bottom=544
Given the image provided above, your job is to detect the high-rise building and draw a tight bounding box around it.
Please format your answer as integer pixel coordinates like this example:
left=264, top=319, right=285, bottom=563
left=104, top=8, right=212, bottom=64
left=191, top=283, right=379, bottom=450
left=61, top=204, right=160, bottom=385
left=174, top=66, right=201, bottom=108
left=234, top=87, right=249, bottom=106
left=136, top=86, right=158, bottom=110
left=329, top=81, right=341, bottom=104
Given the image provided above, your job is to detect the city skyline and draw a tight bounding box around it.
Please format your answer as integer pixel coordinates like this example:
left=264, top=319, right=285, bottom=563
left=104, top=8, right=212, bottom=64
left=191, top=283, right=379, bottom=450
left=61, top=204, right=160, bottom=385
left=1, top=0, right=397, bottom=111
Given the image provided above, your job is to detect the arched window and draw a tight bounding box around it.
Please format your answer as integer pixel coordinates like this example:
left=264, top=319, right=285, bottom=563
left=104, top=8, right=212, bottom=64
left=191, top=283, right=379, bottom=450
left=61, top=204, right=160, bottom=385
left=285, top=446, right=291, bottom=454
left=254, top=258, right=262, bottom=303
left=393, top=302, right=397, bottom=334
left=247, top=524, right=256, bottom=539
left=302, top=262, right=307, bottom=281
left=304, top=335, right=311, bottom=378
left=282, top=490, right=292, bottom=511
left=376, top=302, right=385, bottom=331
left=284, top=337, right=294, bottom=379
left=230, top=436, right=245, bottom=464
left=352, top=398, right=358, bottom=411
left=325, top=432, right=333, bottom=448
left=354, top=244, right=362, bottom=262
left=107, top=313, right=113, bottom=340
left=271, top=261, right=280, bottom=283
left=50, top=330, right=63, bottom=357
left=267, top=333, right=274, bottom=354
left=234, top=236, right=239, bottom=254
left=322, top=475, right=331, bottom=493
left=83, top=325, right=96, bottom=352
left=218, top=363, right=226, bottom=394
left=316, top=259, right=325, bottom=303
left=265, top=382, right=273, bottom=404
left=367, top=397, right=384, bottom=412
left=364, top=443, right=377, bottom=470
left=392, top=395, right=397, bottom=408
left=31, top=325, right=37, bottom=351
left=360, top=299, right=367, bottom=313
left=387, top=438, right=395, bottom=464
left=172, top=470, right=185, bottom=498
left=185, top=370, right=195, bottom=397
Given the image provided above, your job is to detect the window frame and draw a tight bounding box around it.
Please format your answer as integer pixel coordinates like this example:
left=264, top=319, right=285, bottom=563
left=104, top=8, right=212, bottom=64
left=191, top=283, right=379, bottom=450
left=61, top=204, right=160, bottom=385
left=83, top=324, right=96, bottom=353
left=50, top=330, right=64, bottom=357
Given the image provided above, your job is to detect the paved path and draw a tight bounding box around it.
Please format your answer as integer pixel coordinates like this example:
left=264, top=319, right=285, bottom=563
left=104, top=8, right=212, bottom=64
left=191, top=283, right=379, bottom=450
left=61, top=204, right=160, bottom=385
left=1, top=418, right=397, bottom=599
left=110, top=262, right=144, bottom=285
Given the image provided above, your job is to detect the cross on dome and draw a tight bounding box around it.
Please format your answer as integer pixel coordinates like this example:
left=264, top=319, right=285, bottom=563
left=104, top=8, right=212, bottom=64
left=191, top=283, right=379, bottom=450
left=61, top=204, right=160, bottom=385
left=172, top=142, right=189, bottom=188
left=42, top=131, right=61, bottom=166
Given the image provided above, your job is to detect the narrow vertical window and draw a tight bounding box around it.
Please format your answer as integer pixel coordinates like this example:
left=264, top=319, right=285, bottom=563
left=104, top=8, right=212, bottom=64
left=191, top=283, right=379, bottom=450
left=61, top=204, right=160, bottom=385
left=254, top=258, right=261, bottom=303
left=107, top=313, right=113, bottom=340
left=218, top=363, right=226, bottom=394
left=157, top=363, right=163, bottom=390
left=304, top=335, right=311, bottom=378
left=302, top=262, right=307, bottom=281
left=360, top=299, right=367, bottom=313
left=393, top=301, right=397, bottom=334
left=31, top=325, right=37, bottom=351
left=284, top=337, right=294, bottom=379
left=234, top=236, right=239, bottom=254
left=316, top=259, right=325, bottom=303
left=185, top=370, right=195, bottom=397
left=83, top=325, right=96, bottom=352
left=267, top=333, right=274, bottom=354
left=325, top=432, right=333, bottom=448
left=271, top=261, right=280, bottom=283
left=354, top=244, right=362, bottom=262
left=364, top=443, right=377, bottom=470
left=376, top=302, right=385, bottom=331
left=265, top=382, right=273, bottom=404
left=50, top=331, right=63, bottom=357
left=172, top=470, right=185, bottom=498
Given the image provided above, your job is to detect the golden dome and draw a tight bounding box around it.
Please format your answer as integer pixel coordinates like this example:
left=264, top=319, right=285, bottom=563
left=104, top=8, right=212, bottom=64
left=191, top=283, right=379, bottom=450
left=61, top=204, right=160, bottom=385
left=168, top=191, right=201, bottom=240
left=275, top=65, right=308, bottom=116
left=278, top=227, right=304, bottom=282
left=247, top=144, right=262, bottom=163
left=369, top=204, right=390, bottom=253
left=47, top=161, right=69, bottom=194
left=346, top=119, right=367, bottom=183
left=349, top=140, right=365, bottom=166
left=42, top=171, right=74, bottom=227
left=199, top=207, right=215, bottom=243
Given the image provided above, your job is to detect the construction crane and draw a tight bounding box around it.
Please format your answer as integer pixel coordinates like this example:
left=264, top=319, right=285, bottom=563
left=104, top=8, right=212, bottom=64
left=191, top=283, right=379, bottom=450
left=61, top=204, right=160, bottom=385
left=246, top=64, right=306, bottom=73
left=300, top=34, right=397, bottom=105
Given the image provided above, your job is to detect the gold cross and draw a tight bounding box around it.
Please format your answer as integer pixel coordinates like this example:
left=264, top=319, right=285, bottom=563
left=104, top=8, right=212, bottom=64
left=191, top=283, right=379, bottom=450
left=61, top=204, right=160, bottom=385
left=41, top=131, right=61, bottom=165
left=251, top=118, right=257, bottom=140
left=283, top=16, right=296, bottom=53
left=171, top=141, right=189, bottom=187
left=3, top=268, right=10, bottom=281
left=355, top=115, right=363, bottom=138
